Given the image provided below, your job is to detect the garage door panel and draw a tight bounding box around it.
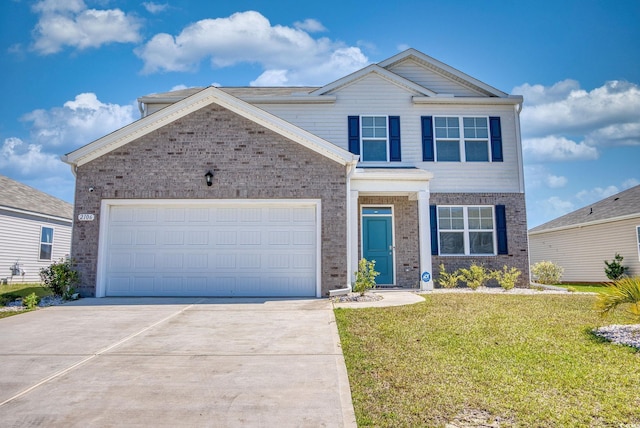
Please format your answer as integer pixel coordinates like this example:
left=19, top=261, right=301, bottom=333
left=104, top=202, right=318, bottom=297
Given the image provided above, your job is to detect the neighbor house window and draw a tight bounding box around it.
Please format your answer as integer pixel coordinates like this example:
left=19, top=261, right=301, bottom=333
left=361, top=116, right=388, bottom=161
left=39, top=227, right=54, bottom=260
left=434, top=116, right=490, bottom=162
left=437, top=206, right=495, bottom=255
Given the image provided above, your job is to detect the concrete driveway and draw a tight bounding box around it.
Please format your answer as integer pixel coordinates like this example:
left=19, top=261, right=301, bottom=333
left=0, top=297, right=356, bottom=427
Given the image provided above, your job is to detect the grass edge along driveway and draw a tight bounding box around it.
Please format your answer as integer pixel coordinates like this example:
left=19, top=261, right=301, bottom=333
left=335, top=293, right=640, bottom=427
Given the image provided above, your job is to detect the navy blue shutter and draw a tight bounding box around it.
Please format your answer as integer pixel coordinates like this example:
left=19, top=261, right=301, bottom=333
left=421, top=116, right=434, bottom=161
left=430, top=205, right=439, bottom=255
left=495, top=204, right=508, bottom=254
left=348, top=116, right=360, bottom=155
left=388, top=116, right=401, bottom=161
left=489, top=117, right=503, bottom=162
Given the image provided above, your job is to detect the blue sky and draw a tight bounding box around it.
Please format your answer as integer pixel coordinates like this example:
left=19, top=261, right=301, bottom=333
left=1, top=0, right=639, bottom=228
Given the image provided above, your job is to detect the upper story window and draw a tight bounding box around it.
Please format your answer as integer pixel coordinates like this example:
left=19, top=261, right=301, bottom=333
left=348, top=116, right=402, bottom=162
left=40, top=226, right=54, bottom=260
left=361, top=116, right=388, bottom=161
left=437, top=206, right=495, bottom=255
left=435, top=116, right=489, bottom=162
left=422, top=116, right=502, bottom=163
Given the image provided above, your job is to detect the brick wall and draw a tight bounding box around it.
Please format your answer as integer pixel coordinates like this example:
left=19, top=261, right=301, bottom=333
left=430, top=192, right=530, bottom=287
left=71, top=103, right=348, bottom=297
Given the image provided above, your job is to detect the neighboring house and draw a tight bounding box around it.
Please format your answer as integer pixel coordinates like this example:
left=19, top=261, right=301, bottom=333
left=529, top=185, right=640, bottom=283
left=0, top=175, right=73, bottom=283
left=62, top=48, right=529, bottom=298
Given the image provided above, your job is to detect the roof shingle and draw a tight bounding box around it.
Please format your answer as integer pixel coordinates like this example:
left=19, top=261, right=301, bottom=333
left=0, top=175, right=73, bottom=220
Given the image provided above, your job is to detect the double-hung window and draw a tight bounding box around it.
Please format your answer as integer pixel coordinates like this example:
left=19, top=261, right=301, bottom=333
left=361, top=116, right=388, bottom=161
left=437, top=206, right=495, bottom=255
left=39, top=226, right=54, bottom=260
left=434, top=116, right=490, bottom=162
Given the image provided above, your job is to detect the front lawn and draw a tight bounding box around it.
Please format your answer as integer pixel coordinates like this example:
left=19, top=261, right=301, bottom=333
left=556, top=283, right=612, bottom=294
left=335, top=293, right=640, bottom=427
left=0, top=282, right=51, bottom=319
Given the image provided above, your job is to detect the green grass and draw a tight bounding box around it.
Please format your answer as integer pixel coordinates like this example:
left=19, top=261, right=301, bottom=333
left=556, top=283, right=612, bottom=293
left=0, top=282, right=51, bottom=319
left=335, top=294, right=640, bottom=427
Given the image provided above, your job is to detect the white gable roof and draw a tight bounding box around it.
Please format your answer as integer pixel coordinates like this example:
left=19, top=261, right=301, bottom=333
left=379, top=48, right=508, bottom=97
left=311, top=64, right=437, bottom=97
left=63, top=86, right=358, bottom=168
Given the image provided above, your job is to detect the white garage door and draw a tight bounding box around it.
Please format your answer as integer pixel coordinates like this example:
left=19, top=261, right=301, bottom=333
left=99, top=200, right=319, bottom=297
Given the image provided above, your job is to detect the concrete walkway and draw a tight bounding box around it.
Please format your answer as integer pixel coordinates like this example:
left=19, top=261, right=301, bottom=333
left=0, top=297, right=356, bottom=427
left=332, top=289, right=425, bottom=309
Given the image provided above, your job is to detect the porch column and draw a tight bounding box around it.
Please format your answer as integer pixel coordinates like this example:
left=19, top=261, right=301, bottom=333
left=349, top=190, right=360, bottom=287
left=417, top=189, right=434, bottom=290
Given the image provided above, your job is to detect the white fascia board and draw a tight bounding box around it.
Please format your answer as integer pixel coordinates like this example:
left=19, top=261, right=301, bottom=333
left=0, top=205, right=73, bottom=223
left=379, top=49, right=509, bottom=98
left=63, top=87, right=356, bottom=167
left=528, top=213, right=640, bottom=235
left=412, top=95, right=523, bottom=105
left=311, top=64, right=437, bottom=97
left=241, top=95, right=336, bottom=104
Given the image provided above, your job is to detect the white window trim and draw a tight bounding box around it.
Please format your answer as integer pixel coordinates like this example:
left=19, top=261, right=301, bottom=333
left=636, top=225, right=640, bottom=261
left=360, top=115, right=389, bottom=162
left=434, top=115, right=491, bottom=163
left=437, top=205, right=497, bottom=256
left=39, top=226, right=55, bottom=261
left=360, top=204, right=396, bottom=285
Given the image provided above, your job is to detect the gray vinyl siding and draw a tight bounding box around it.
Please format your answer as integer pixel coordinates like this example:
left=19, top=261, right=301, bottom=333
left=258, top=73, right=523, bottom=193
left=528, top=216, right=640, bottom=283
left=387, top=60, right=485, bottom=96
left=0, top=209, right=72, bottom=283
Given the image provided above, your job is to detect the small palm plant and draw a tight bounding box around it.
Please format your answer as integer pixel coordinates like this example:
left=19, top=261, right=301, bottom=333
left=596, top=276, right=640, bottom=321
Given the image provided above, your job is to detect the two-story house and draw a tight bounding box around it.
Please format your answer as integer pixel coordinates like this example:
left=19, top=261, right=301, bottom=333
left=63, top=48, right=528, bottom=297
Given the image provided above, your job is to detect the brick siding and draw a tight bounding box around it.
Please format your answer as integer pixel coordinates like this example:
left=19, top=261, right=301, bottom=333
left=71, top=103, right=348, bottom=297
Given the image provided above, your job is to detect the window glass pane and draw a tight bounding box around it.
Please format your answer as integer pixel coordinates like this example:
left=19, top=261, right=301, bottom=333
left=362, top=140, right=387, bottom=161
left=40, top=244, right=52, bottom=260
left=435, top=128, right=448, bottom=138
left=41, top=227, right=54, bottom=244
left=470, top=232, right=494, bottom=254
left=465, top=141, right=489, bottom=162
left=362, top=117, right=373, bottom=126
left=440, top=232, right=464, bottom=254
left=435, top=117, right=447, bottom=127
left=374, top=116, right=386, bottom=126
left=437, top=141, right=460, bottom=161
left=362, top=128, right=374, bottom=138
left=374, top=128, right=387, bottom=138
left=362, top=207, right=392, bottom=215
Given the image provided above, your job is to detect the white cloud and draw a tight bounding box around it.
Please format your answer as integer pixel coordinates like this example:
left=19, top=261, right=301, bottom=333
left=517, top=80, right=640, bottom=147
left=0, top=137, right=66, bottom=175
left=134, top=11, right=370, bottom=85
left=576, top=185, right=620, bottom=203
left=545, top=174, right=568, bottom=188
left=31, top=0, right=142, bottom=54
left=21, top=93, right=136, bottom=150
left=622, top=178, right=640, bottom=189
left=542, top=196, right=575, bottom=220
left=522, top=136, right=599, bottom=162
left=293, top=18, right=326, bottom=33
left=524, top=165, right=568, bottom=189
left=142, top=2, right=168, bottom=14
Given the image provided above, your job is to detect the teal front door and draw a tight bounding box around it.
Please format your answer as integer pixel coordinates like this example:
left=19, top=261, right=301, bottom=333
left=362, top=208, right=394, bottom=285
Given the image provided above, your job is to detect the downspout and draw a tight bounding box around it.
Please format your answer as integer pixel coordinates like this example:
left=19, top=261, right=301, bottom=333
left=329, top=159, right=358, bottom=297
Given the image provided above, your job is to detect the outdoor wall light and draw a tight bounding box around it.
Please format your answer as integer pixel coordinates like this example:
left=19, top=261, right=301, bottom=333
left=205, top=171, right=214, bottom=186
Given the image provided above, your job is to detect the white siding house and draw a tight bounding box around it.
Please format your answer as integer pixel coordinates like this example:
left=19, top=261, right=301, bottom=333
left=529, top=185, right=640, bottom=283
left=0, top=175, right=73, bottom=284
left=64, top=48, right=530, bottom=297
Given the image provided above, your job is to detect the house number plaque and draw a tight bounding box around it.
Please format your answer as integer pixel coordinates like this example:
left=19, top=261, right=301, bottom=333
left=78, top=214, right=95, bottom=221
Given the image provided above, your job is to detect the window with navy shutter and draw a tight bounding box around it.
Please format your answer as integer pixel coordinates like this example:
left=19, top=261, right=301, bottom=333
left=388, top=116, right=401, bottom=161
left=430, top=205, right=439, bottom=255
left=489, top=117, right=503, bottom=162
left=348, top=116, right=360, bottom=155
left=422, top=116, right=434, bottom=161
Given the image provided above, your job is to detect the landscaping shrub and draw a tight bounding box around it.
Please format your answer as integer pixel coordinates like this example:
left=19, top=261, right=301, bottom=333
left=436, top=264, right=460, bottom=288
left=596, top=276, right=640, bottom=321
left=458, top=263, right=490, bottom=290
left=40, top=258, right=80, bottom=298
left=353, top=258, right=379, bottom=296
left=22, top=292, right=39, bottom=310
left=604, top=253, right=627, bottom=281
left=492, top=265, right=521, bottom=290
left=531, top=261, right=564, bottom=285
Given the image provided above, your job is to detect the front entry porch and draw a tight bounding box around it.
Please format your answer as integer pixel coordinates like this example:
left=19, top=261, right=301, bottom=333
left=348, top=168, right=434, bottom=291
